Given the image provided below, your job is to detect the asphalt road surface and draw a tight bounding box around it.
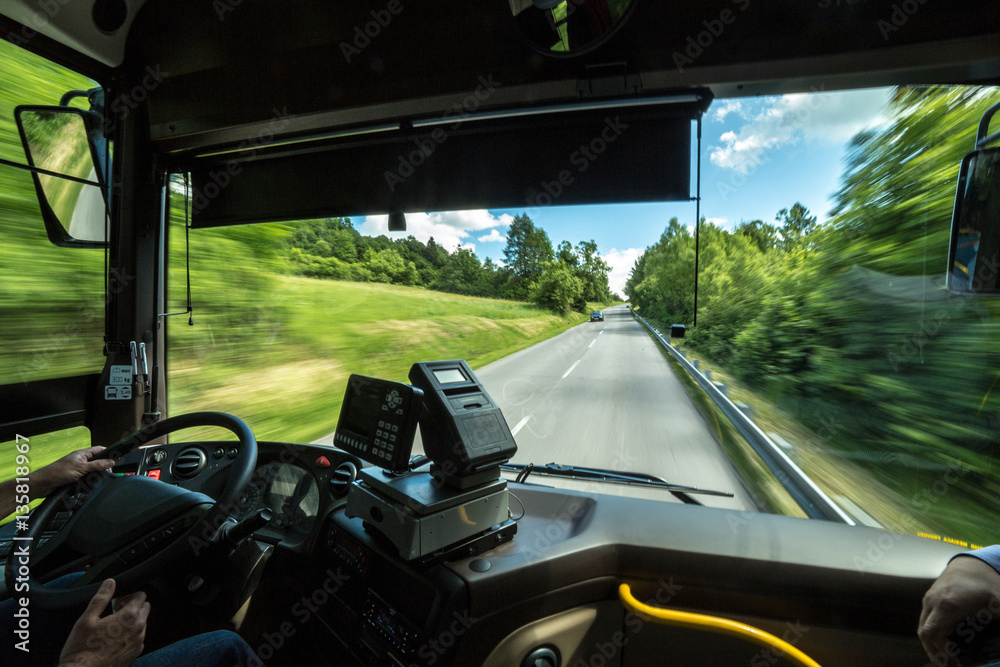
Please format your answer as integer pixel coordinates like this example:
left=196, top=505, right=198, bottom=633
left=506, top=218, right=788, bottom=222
left=472, top=305, right=756, bottom=511
left=314, top=305, right=756, bottom=511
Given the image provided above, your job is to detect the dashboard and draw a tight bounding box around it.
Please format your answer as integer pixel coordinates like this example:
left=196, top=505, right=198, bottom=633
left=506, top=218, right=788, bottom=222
left=81, top=440, right=988, bottom=665
left=117, top=439, right=360, bottom=548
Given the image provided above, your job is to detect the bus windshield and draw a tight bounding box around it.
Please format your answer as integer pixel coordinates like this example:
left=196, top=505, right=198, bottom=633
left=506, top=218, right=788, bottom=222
left=0, top=39, right=998, bottom=552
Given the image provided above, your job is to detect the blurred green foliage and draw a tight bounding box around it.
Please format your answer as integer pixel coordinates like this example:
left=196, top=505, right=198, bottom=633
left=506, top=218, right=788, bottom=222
left=627, top=87, right=1000, bottom=545
left=0, top=39, right=104, bottom=388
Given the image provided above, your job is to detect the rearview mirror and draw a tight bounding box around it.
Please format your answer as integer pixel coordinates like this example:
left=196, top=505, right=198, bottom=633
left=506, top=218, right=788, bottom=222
left=15, top=105, right=109, bottom=248
left=509, top=0, right=637, bottom=57
left=948, top=102, right=1000, bottom=294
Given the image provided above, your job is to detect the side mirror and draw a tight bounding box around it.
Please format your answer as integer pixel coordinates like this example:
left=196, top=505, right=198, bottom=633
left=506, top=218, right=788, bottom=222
left=948, top=101, right=1000, bottom=294
left=14, top=105, right=109, bottom=248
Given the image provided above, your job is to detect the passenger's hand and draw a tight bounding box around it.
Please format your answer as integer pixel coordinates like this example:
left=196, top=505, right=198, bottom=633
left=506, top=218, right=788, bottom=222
left=919, top=555, right=1000, bottom=666
left=32, top=446, right=114, bottom=498
left=58, top=579, right=150, bottom=667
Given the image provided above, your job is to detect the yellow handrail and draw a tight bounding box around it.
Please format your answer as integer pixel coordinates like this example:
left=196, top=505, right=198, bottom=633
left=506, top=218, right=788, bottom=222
left=618, top=583, right=822, bottom=667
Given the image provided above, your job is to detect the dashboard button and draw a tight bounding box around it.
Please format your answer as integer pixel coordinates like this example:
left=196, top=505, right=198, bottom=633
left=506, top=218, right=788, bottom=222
left=213, top=447, right=226, bottom=459
left=315, top=456, right=331, bottom=468
left=227, top=447, right=238, bottom=459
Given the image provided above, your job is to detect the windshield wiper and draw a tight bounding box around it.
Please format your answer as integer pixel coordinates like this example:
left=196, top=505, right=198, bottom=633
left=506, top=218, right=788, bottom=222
left=500, top=462, right=734, bottom=506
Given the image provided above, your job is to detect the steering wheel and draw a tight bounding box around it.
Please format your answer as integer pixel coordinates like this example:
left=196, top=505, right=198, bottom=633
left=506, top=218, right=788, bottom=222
left=4, top=412, right=257, bottom=609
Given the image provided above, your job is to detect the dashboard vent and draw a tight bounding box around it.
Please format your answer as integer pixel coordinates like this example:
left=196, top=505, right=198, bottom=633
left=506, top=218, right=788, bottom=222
left=330, top=461, right=358, bottom=498
left=171, top=447, right=207, bottom=480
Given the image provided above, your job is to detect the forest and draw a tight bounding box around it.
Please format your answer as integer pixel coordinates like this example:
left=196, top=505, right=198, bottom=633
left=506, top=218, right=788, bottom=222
left=626, top=87, right=1000, bottom=531
left=282, top=212, right=617, bottom=314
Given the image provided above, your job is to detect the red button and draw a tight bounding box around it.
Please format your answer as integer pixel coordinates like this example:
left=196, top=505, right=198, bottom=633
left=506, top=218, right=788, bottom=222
left=146, top=469, right=161, bottom=480
left=315, top=456, right=331, bottom=468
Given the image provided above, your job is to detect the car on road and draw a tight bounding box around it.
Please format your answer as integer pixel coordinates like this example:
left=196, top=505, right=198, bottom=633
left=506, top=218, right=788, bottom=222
left=590, top=310, right=604, bottom=322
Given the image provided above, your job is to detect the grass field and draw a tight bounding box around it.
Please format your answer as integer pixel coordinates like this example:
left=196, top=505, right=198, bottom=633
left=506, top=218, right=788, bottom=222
left=0, top=278, right=591, bottom=499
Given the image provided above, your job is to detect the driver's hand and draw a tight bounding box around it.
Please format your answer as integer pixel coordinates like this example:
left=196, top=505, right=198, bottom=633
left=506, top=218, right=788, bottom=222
left=919, top=555, right=1000, bottom=666
left=32, top=446, right=115, bottom=498
left=58, top=579, right=150, bottom=667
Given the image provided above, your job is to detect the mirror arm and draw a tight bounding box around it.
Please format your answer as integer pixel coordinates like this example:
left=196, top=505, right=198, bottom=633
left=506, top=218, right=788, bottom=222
left=976, top=100, right=1000, bottom=149
left=0, top=156, right=102, bottom=188
left=59, top=89, right=91, bottom=107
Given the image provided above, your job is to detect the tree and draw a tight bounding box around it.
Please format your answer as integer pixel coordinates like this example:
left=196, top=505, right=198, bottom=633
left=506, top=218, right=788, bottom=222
left=329, top=229, right=358, bottom=262
left=557, top=240, right=578, bottom=267
left=363, top=248, right=418, bottom=285
left=626, top=218, right=696, bottom=325
left=533, top=261, right=583, bottom=315
left=503, top=214, right=554, bottom=298
left=735, top=219, right=778, bottom=253
left=436, top=247, right=488, bottom=296
left=423, top=237, right=450, bottom=269
left=775, top=203, right=817, bottom=249
left=573, top=239, right=612, bottom=302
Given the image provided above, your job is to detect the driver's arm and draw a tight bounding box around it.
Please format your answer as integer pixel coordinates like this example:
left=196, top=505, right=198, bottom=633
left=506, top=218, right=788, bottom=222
left=0, top=446, right=114, bottom=521
left=919, top=546, right=1000, bottom=666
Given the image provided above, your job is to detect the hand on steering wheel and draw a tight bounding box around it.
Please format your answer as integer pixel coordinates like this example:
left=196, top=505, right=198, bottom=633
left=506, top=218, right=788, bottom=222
left=4, top=412, right=257, bottom=610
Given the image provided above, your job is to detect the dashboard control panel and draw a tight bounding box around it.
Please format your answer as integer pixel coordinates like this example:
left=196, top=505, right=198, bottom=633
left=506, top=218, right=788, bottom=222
left=334, top=374, right=422, bottom=471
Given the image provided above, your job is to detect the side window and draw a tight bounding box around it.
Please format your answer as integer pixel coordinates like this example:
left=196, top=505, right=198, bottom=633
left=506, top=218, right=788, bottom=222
left=0, top=42, right=104, bottom=487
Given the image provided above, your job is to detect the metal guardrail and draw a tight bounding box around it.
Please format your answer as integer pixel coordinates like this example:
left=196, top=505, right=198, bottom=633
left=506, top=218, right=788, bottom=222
left=631, top=309, right=855, bottom=524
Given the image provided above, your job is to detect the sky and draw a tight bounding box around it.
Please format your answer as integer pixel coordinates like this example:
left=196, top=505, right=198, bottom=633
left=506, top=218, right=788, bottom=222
left=357, top=88, right=893, bottom=296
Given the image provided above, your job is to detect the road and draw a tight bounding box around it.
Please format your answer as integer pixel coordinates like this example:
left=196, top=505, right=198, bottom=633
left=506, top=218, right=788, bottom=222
left=314, top=305, right=756, bottom=511
left=67, top=168, right=106, bottom=241
left=473, top=305, right=755, bottom=511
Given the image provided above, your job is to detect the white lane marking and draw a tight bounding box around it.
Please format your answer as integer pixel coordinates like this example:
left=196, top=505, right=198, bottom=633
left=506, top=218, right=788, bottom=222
left=588, top=339, right=596, bottom=348
left=599, top=330, right=604, bottom=335
left=561, top=359, right=581, bottom=379
left=511, top=415, right=531, bottom=436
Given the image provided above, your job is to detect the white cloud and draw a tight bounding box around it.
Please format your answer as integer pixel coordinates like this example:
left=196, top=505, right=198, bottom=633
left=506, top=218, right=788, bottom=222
left=709, top=89, right=890, bottom=174
left=358, top=210, right=513, bottom=252
left=711, top=100, right=746, bottom=123
left=602, top=248, right=642, bottom=297
left=478, top=229, right=506, bottom=243
left=704, top=217, right=728, bottom=227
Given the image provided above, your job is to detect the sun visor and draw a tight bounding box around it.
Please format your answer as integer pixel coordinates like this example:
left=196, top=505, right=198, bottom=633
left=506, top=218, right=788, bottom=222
left=189, top=99, right=707, bottom=227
